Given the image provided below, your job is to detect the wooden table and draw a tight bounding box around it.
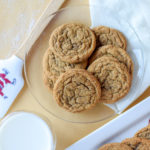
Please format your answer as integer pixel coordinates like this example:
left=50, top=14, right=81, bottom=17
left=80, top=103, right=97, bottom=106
left=0, top=0, right=150, bottom=149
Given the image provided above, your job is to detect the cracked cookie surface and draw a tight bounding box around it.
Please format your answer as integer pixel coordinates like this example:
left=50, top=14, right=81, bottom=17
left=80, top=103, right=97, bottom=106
left=53, top=69, right=101, bottom=112
left=43, top=72, right=57, bottom=92
left=135, top=125, right=150, bottom=140
left=93, top=26, right=127, bottom=50
left=98, top=143, right=132, bottom=150
left=88, top=56, right=131, bottom=104
left=49, top=23, right=96, bottom=63
left=122, top=138, right=150, bottom=150
left=43, top=48, right=87, bottom=91
left=89, top=45, right=133, bottom=76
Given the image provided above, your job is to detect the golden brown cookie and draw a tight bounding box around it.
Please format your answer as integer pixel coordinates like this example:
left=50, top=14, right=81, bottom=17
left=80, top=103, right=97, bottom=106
left=89, top=45, right=133, bottom=77
left=53, top=69, right=101, bottom=113
left=122, top=137, right=150, bottom=150
left=93, top=26, right=127, bottom=50
left=98, top=143, right=132, bottom=150
left=49, top=23, right=96, bottom=63
left=88, top=56, right=131, bottom=104
left=134, top=125, right=150, bottom=140
left=42, top=48, right=87, bottom=91
left=43, top=72, right=57, bottom=92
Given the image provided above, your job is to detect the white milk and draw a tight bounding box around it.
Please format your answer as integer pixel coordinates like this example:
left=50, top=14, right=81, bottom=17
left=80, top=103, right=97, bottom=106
left=0, top=112, right=54, bottom=150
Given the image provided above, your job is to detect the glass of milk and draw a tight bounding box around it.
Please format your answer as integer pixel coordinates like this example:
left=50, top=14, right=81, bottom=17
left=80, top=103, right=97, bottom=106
left=0, top=111, right=56, bottom=150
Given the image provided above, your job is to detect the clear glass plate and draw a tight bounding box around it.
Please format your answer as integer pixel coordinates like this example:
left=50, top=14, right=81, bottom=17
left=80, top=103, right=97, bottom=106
left=24, top=6, right=144, bottom=123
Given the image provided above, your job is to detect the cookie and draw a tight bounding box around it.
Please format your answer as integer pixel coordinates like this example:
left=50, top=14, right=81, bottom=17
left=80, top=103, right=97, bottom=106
left=43, top=72, right=57, bottom=92
left=122, top=137, right=150, bottom=150
left=49, top=23, right=96, bottom=63
left=93, top=26, right=127, bottom=50
left=88, top=56, right=131, bottom=104
left=89, top=45, right=133, bottom=76
left=42, top=48, right=87, bottom=91
left=134, top=125, right=150, bottom=140
left=53, top=69, right=101, bottom=113
left=98, top=143, right=132, bottom=150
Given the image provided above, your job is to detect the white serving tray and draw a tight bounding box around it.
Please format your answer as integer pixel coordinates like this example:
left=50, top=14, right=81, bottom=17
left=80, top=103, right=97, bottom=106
left=66, top=96, right=150, bottom=150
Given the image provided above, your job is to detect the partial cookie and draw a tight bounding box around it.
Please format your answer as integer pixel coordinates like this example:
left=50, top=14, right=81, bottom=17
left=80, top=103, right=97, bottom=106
left=43, top=72, right=57, bottom=92
left=98, top=143, right=132, bottom=150
left=93, top=26, right=127, bottom=50
left=89, top=45, right=133, bottom=76
left=42, top=48, right=87, bottom=91
left=53, top=69, right=101, bottom=113
left=49, top=23, right=96, bottom=63
left=88, top=56, right=131, bottom=104
left=122, top=137, right=150, bottom=150
left=134, top=125, right=150, bottom=140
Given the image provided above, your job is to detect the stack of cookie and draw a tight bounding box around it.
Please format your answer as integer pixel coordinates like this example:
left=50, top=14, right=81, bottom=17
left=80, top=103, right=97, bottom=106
left=43, top=23, right=133, bottom=113
left=99, top=124, right=150, bottom=150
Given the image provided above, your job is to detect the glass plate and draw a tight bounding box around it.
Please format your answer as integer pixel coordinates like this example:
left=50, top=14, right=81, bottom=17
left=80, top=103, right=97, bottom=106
left=24, top=6, right=144, bottom=123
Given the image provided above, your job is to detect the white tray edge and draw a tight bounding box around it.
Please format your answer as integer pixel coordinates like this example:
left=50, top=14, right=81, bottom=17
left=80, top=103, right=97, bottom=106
left=66, top=96, right=150, bottom=150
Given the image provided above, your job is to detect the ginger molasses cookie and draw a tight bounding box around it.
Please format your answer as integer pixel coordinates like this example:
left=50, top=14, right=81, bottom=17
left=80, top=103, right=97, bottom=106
left=89, top=45, right=133, bottom=76
left=53, top=69, right=101, bottom=113
left=42, top=48, right=87, bottom=91
left=98, top=143, right=132, bottom=150
left=49, top=23, right=96, bottom=63
left=88, top=56, right=131, bottom=104
left=93, top=26, right=127, bottom=50
left=122, top=138, right=150, bottom=150
left=134, top=125, right=150, bottom=140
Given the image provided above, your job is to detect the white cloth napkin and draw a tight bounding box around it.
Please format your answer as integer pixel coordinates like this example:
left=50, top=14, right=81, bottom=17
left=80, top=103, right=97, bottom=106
left=89, top=0, right=150, bottom=113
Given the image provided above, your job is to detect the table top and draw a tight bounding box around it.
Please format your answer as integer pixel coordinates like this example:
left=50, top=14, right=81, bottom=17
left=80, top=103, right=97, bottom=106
left=0, top=0, right=150, bottom=149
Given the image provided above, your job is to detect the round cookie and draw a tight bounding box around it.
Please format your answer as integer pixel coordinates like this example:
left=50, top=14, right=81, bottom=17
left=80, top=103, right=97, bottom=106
left=98, top=143, right=132, bottom=150
left=93, top=26, right=127, bottom=50
left=49, top=23, right=96, bottom=63
left=88, top=56, right=131, bottom=104
left=53, top=69, right=101, bottom=113
left=89, top=45, right=133, bottom=76
left=42, top=48, right=87, bottom=91
left=122, top=137, right=150, bottom=150
left=134, top=125, right=150, bottom=140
